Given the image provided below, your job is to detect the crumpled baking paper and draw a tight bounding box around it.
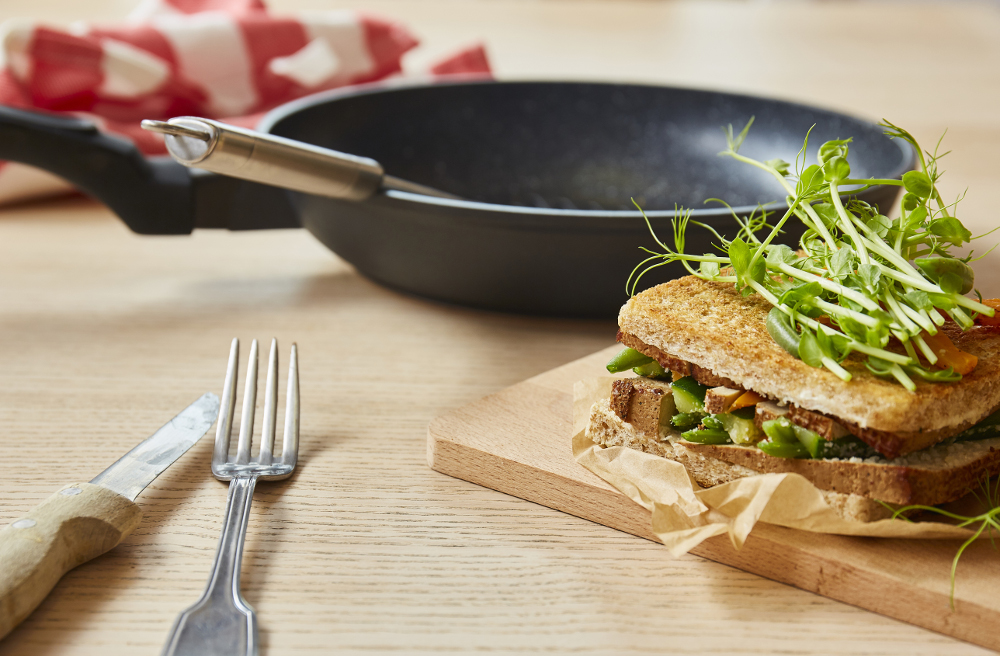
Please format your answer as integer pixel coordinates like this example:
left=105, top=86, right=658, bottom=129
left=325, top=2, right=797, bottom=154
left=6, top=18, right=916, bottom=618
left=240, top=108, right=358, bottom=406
left=573, top=377, right=982, bottom=556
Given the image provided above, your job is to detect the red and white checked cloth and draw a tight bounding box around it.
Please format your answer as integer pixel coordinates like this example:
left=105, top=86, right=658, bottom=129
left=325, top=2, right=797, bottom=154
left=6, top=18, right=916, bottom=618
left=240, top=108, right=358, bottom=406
left=0, top=0, right=490, bottom=205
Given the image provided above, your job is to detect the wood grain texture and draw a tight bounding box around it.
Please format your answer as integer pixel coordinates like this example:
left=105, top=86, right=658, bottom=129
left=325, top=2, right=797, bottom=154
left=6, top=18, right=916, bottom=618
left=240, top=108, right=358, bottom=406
left=428, top=347, right=1000, bottom=652
left=0, top=0, right=999, bottom=654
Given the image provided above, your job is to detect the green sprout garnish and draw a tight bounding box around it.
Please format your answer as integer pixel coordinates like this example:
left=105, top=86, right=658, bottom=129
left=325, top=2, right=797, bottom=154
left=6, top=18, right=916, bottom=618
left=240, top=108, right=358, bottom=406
left=884, top=476, right=1000, bottom=608
left=628, top=118, right=996, bottom=391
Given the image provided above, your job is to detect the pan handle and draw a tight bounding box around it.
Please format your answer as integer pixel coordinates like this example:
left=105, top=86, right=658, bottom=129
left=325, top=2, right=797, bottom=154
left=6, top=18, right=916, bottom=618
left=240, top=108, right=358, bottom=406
left=0, top=106, right=200, bottom=234
left=0, top=106, right=301, bottom=233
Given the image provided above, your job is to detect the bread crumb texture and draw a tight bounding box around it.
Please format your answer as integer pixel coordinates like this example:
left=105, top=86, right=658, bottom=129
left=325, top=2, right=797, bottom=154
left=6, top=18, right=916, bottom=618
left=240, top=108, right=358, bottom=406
left=619, top=277, right=1000, bottom=441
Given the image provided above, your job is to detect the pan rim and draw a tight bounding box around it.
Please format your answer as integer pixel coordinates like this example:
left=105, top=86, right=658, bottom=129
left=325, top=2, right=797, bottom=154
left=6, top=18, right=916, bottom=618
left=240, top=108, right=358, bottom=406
left=382, top=188, right=792, bottom=219
left=257, top=78, right=915, bottom=218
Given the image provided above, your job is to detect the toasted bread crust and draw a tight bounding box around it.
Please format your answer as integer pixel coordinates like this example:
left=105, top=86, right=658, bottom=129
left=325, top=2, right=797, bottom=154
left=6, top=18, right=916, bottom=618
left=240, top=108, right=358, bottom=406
left=618, top=277, right=1000, bottom=457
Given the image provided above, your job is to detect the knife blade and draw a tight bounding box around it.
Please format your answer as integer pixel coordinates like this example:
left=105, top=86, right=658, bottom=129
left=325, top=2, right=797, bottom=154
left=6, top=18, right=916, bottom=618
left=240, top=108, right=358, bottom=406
left=0, top=393, right=220, bottom=641
left=91, top=392, right=220, bottom=500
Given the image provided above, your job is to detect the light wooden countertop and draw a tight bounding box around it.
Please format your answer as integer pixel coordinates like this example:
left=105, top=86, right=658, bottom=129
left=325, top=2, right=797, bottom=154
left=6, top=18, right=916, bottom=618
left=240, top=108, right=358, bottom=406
left=1, top=1, right=998, bottom=654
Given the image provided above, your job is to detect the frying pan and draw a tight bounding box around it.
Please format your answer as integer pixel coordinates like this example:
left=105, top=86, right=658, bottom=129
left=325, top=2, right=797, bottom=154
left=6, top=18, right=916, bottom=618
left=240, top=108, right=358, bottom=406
left=0, top=80, right=913, bottom=317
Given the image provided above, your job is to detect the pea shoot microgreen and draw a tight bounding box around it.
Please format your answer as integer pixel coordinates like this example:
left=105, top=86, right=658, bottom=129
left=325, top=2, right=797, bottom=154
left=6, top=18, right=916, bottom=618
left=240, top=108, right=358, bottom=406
left=628, top=118, right=997, bottom=391
left=885, top=475, right=1000, bottom=608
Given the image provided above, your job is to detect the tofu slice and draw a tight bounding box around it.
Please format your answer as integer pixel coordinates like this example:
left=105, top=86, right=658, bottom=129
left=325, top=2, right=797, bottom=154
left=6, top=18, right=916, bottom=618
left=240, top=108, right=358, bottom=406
left=754, top=401, right=789, bottom=428
left=704, top=386, right=744, bottom=415
left=610, top=378, right=676, bottom=438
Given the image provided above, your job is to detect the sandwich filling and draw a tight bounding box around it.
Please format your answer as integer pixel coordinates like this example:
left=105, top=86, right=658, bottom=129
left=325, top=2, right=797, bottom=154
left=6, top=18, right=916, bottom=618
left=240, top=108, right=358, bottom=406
left=617, top=330, right=1000, bottom=458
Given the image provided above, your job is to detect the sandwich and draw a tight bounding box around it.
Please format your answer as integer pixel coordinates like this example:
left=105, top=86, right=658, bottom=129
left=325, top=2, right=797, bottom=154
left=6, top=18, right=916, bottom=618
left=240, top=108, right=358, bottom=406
left=584, top=120, right=1000, bottom=522
left=587, top=276, right=1000, bottom=522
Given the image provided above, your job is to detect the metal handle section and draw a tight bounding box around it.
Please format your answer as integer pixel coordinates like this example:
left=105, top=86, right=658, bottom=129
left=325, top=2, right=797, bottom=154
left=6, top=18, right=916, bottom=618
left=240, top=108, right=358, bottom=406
left=146, top=117, right=384, bottom=201
left=161, top=476, right=259, bottom=656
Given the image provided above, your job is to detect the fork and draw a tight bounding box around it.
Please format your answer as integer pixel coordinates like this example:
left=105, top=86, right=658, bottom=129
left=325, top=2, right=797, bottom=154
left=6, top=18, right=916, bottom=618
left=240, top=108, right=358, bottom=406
left=162, top=338, right=299, bottom=656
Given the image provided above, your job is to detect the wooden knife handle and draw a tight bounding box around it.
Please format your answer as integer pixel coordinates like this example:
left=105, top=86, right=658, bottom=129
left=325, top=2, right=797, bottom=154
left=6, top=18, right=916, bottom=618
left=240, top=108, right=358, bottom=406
left=0, top=483, right=142, bottom=640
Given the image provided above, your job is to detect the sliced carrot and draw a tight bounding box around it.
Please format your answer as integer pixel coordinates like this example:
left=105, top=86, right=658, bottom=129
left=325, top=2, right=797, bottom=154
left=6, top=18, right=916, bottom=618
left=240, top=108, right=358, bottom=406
left=730, top=390, right=764, bottom=411
left=921, top=330, right=978, bottom=375
left=975, top=299, right=1000, bottom=326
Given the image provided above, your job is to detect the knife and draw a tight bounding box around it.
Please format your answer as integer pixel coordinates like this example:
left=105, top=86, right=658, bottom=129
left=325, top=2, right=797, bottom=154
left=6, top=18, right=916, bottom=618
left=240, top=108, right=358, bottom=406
left=0, top=392, right=220, bottom=640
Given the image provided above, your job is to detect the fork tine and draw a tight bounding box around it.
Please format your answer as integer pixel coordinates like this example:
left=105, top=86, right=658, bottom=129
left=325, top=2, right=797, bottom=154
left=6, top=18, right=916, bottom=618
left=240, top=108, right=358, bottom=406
left=258, top=338, right=279, bottom=466
left=213, top=338, right=239, bottom=469
left=281, top=343, right=299, bottom=468
left=235, top=339, right=258, bottom=465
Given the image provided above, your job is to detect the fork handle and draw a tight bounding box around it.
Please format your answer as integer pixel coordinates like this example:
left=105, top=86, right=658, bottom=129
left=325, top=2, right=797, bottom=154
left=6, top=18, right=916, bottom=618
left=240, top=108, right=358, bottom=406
left=161, top=476, right=259, bottom=656
left=0, top=483, right=142, bottom=640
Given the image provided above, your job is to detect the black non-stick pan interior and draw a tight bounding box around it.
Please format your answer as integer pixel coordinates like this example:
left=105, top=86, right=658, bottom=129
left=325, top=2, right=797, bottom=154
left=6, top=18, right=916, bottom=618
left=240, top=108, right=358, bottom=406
left=259, top=82, right=911, bottom=317
left=268, top=82, right=906, bottom=212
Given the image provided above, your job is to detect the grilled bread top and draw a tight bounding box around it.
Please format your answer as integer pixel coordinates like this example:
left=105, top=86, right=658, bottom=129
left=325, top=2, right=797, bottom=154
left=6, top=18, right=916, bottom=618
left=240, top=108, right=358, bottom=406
left=618, top=276, right=1000, bottom=456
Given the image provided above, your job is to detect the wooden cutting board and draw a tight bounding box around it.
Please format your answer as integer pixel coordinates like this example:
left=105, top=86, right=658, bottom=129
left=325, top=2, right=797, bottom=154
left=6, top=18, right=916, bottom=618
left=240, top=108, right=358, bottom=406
left=427, top=346, right=1000, bottom=652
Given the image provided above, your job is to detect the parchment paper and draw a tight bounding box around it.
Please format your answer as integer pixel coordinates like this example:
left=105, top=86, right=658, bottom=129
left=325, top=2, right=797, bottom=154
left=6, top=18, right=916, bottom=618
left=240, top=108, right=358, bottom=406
left=573, top=377, right=981, bottom=556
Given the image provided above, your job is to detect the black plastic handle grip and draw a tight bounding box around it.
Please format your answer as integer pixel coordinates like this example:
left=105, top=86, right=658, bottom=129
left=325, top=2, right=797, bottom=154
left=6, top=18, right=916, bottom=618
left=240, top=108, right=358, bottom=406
left=0, top=105, right=196, bottom=234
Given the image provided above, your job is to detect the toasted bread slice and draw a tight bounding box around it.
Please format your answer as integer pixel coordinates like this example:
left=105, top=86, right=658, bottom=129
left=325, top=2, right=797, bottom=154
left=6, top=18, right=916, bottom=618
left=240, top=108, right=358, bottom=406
left=618, top=277, right=1000, bottom=458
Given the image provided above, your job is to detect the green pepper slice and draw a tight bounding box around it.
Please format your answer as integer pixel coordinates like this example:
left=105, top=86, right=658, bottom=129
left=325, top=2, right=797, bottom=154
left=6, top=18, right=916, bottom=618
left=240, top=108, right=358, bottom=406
left=606, top=347, right=653, bottom=373
left=766, top=307, right=801, bottom=359
left=632, top=360, right=671, bottom=380
left=761, top=417, right=798, bottom=444
left=792, top=425, right=825, bottom=459
left=701, top=415, right=725, bottom=431
left=681, top=428, right=732, bottom=444
left=671, top=412, right=705, bottom=430
left=757, top=439, right=809, bottom=459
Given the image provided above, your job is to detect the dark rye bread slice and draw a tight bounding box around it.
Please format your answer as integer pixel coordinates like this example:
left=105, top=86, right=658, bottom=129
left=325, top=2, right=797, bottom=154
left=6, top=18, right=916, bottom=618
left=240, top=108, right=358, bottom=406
left=618, top=276, right=1000, bottom=458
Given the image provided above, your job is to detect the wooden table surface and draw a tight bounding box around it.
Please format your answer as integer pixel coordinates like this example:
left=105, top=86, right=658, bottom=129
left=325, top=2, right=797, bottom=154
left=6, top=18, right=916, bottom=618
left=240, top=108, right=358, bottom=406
left=1, top=1, right=999, bottom=654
